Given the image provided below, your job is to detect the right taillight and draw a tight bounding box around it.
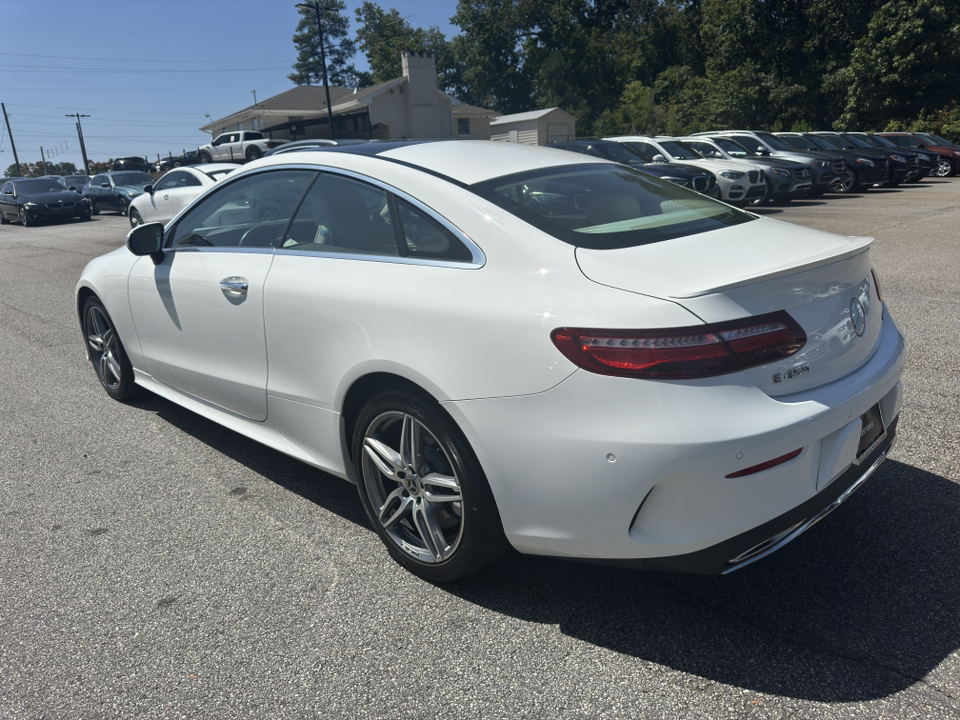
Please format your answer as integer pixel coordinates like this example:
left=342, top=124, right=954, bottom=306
left=551, top=310, right=806, bottom=380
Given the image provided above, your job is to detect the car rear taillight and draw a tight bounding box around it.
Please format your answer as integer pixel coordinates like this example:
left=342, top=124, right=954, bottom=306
left=551, top=310, right=806, bottom=380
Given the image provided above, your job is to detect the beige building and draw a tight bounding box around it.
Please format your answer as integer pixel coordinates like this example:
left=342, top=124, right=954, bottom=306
left=490, top=108, right=577, bottom=146
left=200, top=52, right=495, bottom=142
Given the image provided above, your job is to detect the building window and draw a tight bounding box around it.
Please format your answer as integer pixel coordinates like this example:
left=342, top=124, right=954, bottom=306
left=457, top=118, right=471, bottom=136
left=237, top=122, right=243, bottom=131
left=252, top=117, right=259, bottom=131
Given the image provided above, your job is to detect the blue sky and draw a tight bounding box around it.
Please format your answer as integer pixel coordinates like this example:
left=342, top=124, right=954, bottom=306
left=0, top=0, right=461, bottom=173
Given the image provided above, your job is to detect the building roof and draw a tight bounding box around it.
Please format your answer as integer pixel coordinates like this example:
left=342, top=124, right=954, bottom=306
left=490, top=107, right=571, bottom=126
left=202, top=85, right=355, bottom=132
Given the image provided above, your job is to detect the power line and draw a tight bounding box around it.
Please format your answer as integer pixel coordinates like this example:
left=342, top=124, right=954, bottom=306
left=0, top=51, right=294, bottom=64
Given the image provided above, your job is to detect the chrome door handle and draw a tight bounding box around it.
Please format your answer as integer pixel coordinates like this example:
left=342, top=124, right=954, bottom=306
left=163, top=194, right=170, bottom=200
left=219, top=276, right=248, bottom=295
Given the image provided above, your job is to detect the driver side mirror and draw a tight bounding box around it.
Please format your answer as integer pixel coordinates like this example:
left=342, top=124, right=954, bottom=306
left=652, top=154, right=667, bottom=163
left=126, top=222, right=165, bottom=263
left=144, top=184, right=154, bottom=194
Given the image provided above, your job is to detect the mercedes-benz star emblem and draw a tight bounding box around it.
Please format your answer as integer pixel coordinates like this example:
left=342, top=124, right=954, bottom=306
left=850, top=298, right=866, bottom=337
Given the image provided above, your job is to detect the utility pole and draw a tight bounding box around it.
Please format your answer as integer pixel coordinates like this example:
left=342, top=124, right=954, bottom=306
left=296, top=2, right=337, bottom=139
left=40, top=146, right=47, bottom=176
left=66, top=113, right=91, bottom=176
left=2, top=102, right=23, bottom=177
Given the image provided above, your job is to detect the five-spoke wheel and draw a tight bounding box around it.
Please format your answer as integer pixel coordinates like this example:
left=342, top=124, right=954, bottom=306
left=353, top=391, right=506, bottom=581
left=129, top=208, right=143, bottom=228
left=82, top=297, right=137, bottom=401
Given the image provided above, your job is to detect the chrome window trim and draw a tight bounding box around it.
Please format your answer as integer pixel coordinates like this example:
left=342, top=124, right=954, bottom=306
left=160, top=163, right=486, bottom=268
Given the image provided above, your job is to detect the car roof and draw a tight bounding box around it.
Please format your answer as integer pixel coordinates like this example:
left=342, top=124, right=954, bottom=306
left=259, top=139, right=601, bottom=186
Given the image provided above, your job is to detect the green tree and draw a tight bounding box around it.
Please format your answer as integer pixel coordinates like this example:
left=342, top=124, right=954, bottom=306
left=835, top=0, right=960, bottom=130
left=289, top=1, right=360, bottom=87
left=450, top=0, right=534, bottom=112
left=354, top=3, right=460, bottom=92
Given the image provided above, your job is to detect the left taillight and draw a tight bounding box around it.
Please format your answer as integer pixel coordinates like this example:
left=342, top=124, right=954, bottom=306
left=551, top=310, right=806, bottom=380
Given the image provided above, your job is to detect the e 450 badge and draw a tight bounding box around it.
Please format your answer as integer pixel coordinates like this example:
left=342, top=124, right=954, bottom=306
left=773, top=364, right=810, bottom=383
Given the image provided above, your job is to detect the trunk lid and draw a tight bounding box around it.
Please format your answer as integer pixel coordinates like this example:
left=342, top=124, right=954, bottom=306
left=575, top=217, right=882, bottom=396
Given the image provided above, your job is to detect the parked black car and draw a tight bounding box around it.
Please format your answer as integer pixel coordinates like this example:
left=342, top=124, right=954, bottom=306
left=845, top=133, right=927, bottom=184
left=775, top=132, right=890, bottom=192
left=549, top=140, right=718, bottom=196
left=0, top=177, right=92, bottom=226
left=840, top=132, right=932, bottom=182
left=83, top=171, right=154, bottom=216
left=112, top=157, right=151, bottom=172
left=63, top=174, right=92, bottom=192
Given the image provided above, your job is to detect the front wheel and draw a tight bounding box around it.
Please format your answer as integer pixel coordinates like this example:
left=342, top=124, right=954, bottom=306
left=199, top=152, right=212, bottom=164
left=90, top=199, right=99, bottom=215
left=352, top=391, right=507, bottom=582
left=117, top=197, right=128, bottom=216
left=831, top=169, right=856, bottom=193
left=246, top=147, right=262, bottom=161
left=935, top=159, right=954, bottom=177
left=129, top=207, right=142, bottom=228
left=19, top=207, right=32, bottom=227
left=82, top=297, right=138, bottom=401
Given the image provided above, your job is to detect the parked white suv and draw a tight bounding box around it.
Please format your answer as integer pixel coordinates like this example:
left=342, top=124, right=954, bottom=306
left=199, top=131, right=287, bottom=163
left=605, top=136, right=768, bottom=206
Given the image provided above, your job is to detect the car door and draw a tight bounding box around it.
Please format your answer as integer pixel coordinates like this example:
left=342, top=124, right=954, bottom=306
left=0, top=183, right=15, bottom=221
left=167, top=171, right=205, bottom=219
left=127, top=168, right=315, bottom=421
left=141, top=171, right=182, bottom=223
left=87, top=174, right=106, bottom=205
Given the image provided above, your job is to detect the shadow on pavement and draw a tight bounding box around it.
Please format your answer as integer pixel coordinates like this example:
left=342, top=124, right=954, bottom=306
left=135, top=391, right=959, bottom=703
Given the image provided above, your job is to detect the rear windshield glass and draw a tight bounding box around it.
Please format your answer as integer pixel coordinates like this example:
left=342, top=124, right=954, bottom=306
left=470, top=164, right=753, bottom=250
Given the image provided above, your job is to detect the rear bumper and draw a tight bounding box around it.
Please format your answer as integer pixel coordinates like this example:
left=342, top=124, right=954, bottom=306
left=621, top=416, right=897, bottom=574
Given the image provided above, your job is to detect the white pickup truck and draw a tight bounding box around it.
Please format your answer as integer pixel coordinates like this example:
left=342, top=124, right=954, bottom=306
left=198, top=131, right=287, bottom=163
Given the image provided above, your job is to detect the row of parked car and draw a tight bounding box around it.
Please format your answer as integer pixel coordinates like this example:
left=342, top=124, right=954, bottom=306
left=551, top=130, right=959, bottom=207
left=1, top=130, right=956, bottom=229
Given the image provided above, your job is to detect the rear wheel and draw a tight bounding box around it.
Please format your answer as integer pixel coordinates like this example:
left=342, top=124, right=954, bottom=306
left=352, top=390, right=507, bottom=582
left=82, top=297, right=137, bottom=401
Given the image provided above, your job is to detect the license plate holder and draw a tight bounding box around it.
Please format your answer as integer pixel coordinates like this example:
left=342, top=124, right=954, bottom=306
left=854, top=403, right=885, bottom=465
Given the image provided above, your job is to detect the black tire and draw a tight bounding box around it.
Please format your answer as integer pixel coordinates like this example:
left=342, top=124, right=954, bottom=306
left=831, top=169, right=856, bottom=194
left=352, top=390, right=508, bottom=582
left=129, top=208, right=142, bottom=228
left=81, top=297, right=138, bottom=401
left=246, top=146, right=263, bottom=161
left=750, top=179, right=772, bottom=206
left=199, top=152, right=212, bottom=164
left=935, top=159, right=954, bottom=177
left=19, top=207, right=32, bottom=227
left=173, top=161, right=183, bottom=168
left=79, top=211, right=92, bottom=222
left=0, top=211, right=8, bottom=224
left=90, top=200, right=99, bottom=216
left=117, top=197, right=128, bottom=216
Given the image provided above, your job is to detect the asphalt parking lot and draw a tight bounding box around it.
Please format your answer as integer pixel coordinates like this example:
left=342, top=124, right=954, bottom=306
left=1, top=179, right=958, bottom=719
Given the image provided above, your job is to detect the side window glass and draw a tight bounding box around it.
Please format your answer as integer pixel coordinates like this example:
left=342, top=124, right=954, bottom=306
left=154, top=173, right=179, bottom=192
left=1, top=183, right=11, bottom=194
left=179, top=173, right=202, bottom=188
left=281, top=173, right=399, bottom=256
left=168, top=169, right=315, bottom=250
left=395, top=198, right=473, bottom=262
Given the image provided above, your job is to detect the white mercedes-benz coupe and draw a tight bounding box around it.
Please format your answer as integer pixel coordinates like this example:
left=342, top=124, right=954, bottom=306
left=76, top=140, right=905, bottom=582
left=128, top=163, right=239, bottom=229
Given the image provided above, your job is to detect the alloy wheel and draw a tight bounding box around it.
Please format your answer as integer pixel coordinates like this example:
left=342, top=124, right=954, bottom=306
left=85, top=304, right=123, bottom=392
left=361, top=411, right=464, bottom=564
